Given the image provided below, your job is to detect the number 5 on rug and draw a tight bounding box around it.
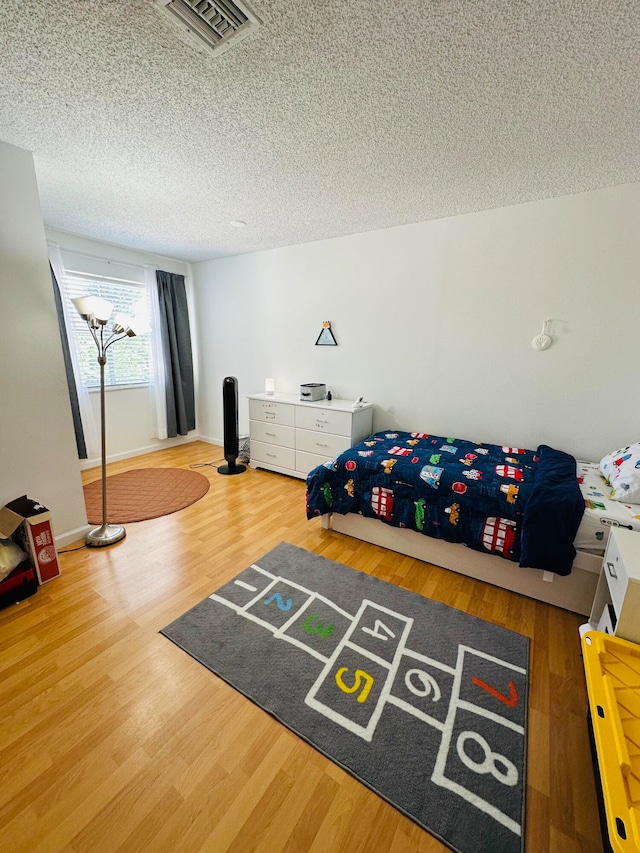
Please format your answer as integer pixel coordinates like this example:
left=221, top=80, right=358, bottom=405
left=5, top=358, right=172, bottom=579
left=335, top=666, right=375, bottom=703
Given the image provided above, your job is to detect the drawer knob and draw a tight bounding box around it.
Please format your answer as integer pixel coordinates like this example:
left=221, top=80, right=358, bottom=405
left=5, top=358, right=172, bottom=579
left=316, top=442, right=328, bottom=448
left=266, top=432, right=276, bottom=436
left=606, top=561, right=617, bottom=580
left=266, top=453, right=276, bottom=458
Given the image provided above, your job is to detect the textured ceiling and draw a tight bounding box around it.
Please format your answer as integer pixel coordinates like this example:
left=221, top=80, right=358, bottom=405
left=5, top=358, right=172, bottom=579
left=1, top=0, right=639, bottom=262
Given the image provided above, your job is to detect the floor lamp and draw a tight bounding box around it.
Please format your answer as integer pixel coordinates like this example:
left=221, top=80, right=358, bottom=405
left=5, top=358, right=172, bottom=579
left=72, top=295, right=140, bottom=547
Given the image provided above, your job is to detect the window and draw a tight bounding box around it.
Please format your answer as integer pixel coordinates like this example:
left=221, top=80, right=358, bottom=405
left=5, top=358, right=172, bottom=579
left=63, top=272, right=152, bottom=389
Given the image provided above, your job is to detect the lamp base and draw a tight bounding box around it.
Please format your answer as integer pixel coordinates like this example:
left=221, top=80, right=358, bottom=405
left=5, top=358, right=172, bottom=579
left=85, top=523, right=126, bottom=547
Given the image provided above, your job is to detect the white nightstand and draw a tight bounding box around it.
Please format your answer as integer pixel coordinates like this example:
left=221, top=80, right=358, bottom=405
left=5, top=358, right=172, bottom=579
left=583, top=527, right=640, bottom=643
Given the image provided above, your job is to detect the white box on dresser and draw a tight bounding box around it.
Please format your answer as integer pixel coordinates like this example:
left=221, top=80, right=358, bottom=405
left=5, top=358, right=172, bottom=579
left=247, top=393, right=374, bottom=479
left=586, top=527, right=640, bottom=643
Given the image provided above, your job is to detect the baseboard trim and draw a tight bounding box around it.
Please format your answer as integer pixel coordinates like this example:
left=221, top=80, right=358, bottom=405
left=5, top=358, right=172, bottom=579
left=79, top=434, right=201, bottom=470
left=56, top=524, right=92, bottom=547
left=197, top=434, right=223, bottom=446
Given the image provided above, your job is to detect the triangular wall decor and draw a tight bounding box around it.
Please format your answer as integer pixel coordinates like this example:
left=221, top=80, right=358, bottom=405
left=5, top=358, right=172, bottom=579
left=315, top=321, right=337, bottom=346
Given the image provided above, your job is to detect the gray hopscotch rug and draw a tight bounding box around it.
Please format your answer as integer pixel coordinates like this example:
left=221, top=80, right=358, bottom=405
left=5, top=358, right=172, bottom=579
left=161, top=542, right=529, bottom=853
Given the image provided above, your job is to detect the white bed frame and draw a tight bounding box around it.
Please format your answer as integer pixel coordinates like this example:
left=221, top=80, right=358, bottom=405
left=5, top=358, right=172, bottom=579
left=321, top=513, right=602, bottom=615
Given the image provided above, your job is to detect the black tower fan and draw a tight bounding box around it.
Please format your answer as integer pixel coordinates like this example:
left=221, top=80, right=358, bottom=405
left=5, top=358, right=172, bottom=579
left=218, top=376, right=246, bottom=475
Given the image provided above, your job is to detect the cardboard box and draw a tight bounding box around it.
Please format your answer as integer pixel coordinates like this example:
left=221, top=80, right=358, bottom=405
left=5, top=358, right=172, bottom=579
left=0, top=496, right=61, bottom=584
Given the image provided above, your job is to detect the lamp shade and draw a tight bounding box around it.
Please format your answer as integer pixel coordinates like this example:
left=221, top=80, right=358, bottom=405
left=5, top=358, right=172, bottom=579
left=127, top=316, right=150, bottom=337
left=112, top=313, right=132, bottom=333
left=91, top=297, right=114, bottom=322
left=71, top=295, right=113, bottom=322
left=71, top=295, right=95, bottom=318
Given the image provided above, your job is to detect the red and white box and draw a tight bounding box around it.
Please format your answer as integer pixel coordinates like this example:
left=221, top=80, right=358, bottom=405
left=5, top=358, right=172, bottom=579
left=0, top=496, right=61, bottom=584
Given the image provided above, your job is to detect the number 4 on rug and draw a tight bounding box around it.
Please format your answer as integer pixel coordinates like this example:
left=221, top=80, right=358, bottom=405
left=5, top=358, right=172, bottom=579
left=361, top=619, right=396, bottom=641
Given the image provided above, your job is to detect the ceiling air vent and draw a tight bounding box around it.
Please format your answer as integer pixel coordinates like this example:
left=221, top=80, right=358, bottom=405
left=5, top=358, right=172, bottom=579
left=155, top=0, right=261, bottom=56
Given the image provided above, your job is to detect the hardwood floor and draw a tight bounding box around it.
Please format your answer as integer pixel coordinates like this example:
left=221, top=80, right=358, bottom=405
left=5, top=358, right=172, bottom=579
left=0, top=441, right=603, bottom=852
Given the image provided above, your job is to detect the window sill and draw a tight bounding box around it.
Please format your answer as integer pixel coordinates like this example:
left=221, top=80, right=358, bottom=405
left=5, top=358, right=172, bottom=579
left=87, top=383, right=151, bottom=393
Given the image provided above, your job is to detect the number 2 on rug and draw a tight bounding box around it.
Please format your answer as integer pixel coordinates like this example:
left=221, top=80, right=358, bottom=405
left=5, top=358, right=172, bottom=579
left=263, top=592, right=293, bottom=611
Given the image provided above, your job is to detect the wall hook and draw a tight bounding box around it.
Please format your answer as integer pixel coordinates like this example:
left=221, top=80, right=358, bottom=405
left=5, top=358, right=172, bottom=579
left=532, top=318, right=552, bottom=351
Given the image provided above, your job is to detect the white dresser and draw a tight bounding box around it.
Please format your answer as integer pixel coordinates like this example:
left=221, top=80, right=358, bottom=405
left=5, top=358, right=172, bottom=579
left=247, top=393, right=374, bottom=479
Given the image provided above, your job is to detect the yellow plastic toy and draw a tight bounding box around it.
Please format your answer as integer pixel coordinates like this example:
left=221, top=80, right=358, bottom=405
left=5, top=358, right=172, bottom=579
left=582, top=630, right=640, bottom=853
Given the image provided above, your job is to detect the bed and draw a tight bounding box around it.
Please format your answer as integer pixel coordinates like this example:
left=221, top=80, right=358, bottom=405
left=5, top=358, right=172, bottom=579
left=306, top=430, right=615, bottom=615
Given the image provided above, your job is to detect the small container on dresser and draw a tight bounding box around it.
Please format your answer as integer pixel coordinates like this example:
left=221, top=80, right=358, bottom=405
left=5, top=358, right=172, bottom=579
left=247, top=393, right=374, bottom=480
left=587, top=527, right=640, bottom=643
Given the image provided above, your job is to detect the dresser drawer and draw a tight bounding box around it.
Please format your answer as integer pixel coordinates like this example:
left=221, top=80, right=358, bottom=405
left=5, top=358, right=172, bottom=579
left=603, top=533, right=629, bottom=617
left=250, top=440, right=295, bottom=470
left=249, top=399, right=295, bottom=426
left=249, top=420, right=294, bottom=448
left=295, top=406, right=352, bottom=436
left=295, top=428, right=351, bottom=458
left=297, top=450, right=342, bottom=476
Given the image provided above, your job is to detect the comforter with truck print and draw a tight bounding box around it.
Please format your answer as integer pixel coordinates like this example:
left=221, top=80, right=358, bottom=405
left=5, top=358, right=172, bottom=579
left=305, top=430, right=584, bottom=576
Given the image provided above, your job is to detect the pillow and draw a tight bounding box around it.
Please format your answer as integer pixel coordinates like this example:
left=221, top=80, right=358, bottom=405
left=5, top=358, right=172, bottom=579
left=599, top=442, right=640, bottom=504
left=0, top=538, right=26, bottom=582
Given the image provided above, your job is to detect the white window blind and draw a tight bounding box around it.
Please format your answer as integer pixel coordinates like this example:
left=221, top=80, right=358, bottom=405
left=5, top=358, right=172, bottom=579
left=62, top=272, right=152, bottom=389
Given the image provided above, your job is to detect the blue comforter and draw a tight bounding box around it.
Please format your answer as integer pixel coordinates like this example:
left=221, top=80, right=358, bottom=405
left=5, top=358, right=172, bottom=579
left=306, top=431, right=584, bottom=575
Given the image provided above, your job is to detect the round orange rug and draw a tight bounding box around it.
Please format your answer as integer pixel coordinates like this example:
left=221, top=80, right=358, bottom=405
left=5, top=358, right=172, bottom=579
left=84, top=468, right=210, bottom=524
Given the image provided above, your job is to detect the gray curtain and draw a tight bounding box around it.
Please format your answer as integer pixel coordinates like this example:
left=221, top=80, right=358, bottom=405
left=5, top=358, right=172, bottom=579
left=156, top=270, right=196, bottom=437
left=50, top=263, right=87, bottom=458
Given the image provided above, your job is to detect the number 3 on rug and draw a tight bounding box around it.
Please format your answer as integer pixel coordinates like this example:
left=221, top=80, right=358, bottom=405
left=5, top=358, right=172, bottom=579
left=303, top=615, right=334, bottom=638
left=335, top=667, right=374, bottom=703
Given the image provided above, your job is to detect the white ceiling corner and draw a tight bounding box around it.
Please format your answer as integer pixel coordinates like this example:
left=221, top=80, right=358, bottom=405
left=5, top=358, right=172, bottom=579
left=0, top=0, right=639, bottom=263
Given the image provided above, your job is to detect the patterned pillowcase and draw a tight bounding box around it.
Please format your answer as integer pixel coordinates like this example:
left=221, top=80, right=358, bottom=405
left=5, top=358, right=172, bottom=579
left=599, top=442, right=640, bottom=503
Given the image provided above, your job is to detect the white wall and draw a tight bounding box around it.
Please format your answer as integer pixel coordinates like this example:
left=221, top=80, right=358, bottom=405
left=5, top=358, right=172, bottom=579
left=192, top=183, right=639, bottom=463
left=45, top=228, right=197, bottom=467
left=0, top=141, right=88, bottom=543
